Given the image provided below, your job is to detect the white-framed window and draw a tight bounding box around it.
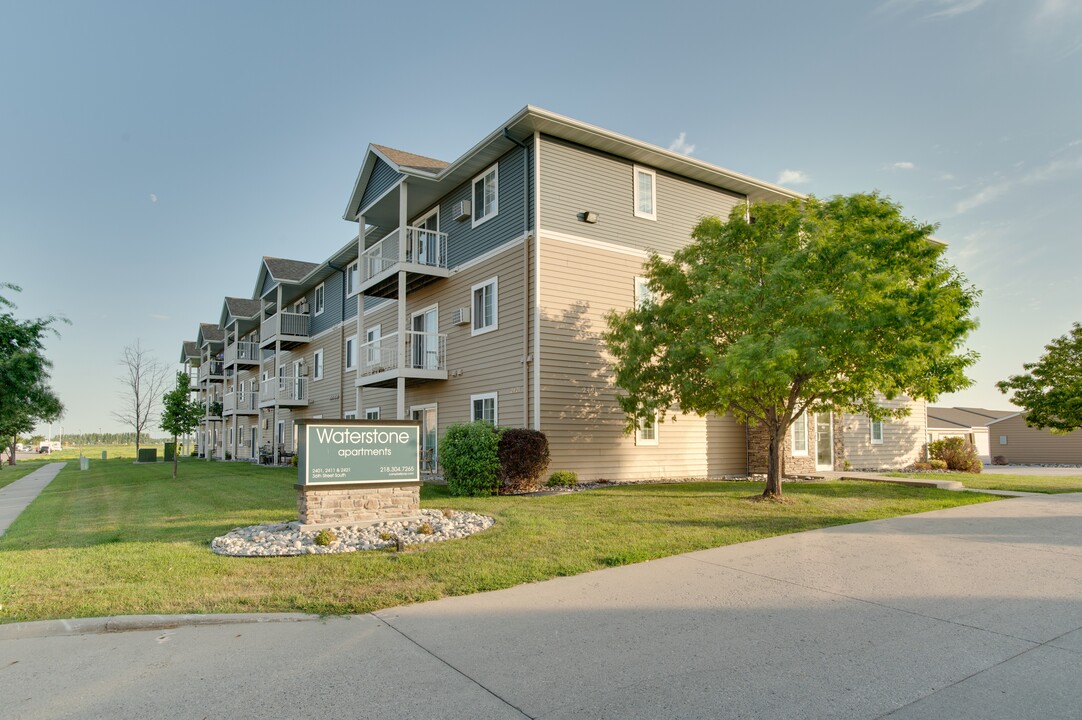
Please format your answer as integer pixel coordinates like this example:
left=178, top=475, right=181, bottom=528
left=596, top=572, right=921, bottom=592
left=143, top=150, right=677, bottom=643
left=634, top=275, right=654, bottom=309
left=314, top=283, right=325, bottom=316
left=471, top=392, right=498, bottom=425
left=345, top=334, right=357, bottom=370
left=999, top=435, right=1008, bottom=445
left=229, top=427, right=234, bottom=447
left=312, top=349, right=324, bottom=381
left=365, top=407, right=380, bottom=420
left=792, top=412, right=808, bottom=455
left=276, top=420, right=285, bottom=445
left=471, top=277, right=498, bottom=335
left=346, top=260, right=359, bottom=297
left=633, top=166, right=657, bottom=221
left=870, top=419, right=884, bottom=445
left=472, top=163, right=499, bottom=227
left=365, top=324, right=381, bottom=366
left=636, top=410, right=659, bottom=446
left=343, top=411, right=357, bottom=420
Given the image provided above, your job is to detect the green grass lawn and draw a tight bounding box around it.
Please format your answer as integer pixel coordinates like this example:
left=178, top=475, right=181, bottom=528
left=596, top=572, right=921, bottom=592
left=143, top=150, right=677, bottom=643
left=889, top=471, right=1082, bottom=494
left=0, top=459, right=999, bottom=624
left=0, top=463, right=42, bottom=491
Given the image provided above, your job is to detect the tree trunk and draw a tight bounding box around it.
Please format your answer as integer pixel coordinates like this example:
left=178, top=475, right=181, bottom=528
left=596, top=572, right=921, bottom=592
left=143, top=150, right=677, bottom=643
left=7, top=435, right=17, bottom=466
left=763, top=425, right=786, bottom=498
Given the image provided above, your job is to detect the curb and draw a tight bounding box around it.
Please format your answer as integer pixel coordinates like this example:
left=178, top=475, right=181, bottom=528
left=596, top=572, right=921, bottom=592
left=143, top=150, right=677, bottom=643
left=0, top=612, right=326, bottom=640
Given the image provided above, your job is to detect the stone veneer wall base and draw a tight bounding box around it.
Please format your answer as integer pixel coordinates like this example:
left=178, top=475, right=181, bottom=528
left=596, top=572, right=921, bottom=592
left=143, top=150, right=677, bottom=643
left=296, top=482, right=421, bottom=528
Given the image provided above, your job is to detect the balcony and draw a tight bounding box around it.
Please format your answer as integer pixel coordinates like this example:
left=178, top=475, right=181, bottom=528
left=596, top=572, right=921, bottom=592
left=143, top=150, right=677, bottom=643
left=259, top=311, right=310, bottom=350
left=359, top=226, right=450, bottom=299
left=258, top=376, right=308, bottom=408
left=225, top=340, right=261, bottom=367
left=223, top=390, right=260, bottom=415
left=356, top=331, right=448, bottom=388
left=197, top=361, right=224, bottom=383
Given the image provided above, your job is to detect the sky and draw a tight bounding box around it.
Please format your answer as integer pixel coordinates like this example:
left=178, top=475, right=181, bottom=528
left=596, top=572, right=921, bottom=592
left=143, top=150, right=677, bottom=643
left=2, top=0, right=1080, bottom=436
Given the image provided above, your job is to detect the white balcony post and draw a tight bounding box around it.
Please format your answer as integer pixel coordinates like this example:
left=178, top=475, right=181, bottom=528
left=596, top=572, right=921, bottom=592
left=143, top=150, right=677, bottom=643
left=356, top=214, right=365, bottom=419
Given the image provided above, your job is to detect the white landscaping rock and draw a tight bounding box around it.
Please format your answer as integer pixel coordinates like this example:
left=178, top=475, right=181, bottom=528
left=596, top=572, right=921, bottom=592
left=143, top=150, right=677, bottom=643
left=211, top=509, right=495, bottom=557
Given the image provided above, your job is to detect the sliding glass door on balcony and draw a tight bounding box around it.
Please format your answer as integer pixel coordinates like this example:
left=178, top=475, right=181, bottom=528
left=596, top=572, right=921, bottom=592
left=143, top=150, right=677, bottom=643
left=411, top=307, right=439, bottom=370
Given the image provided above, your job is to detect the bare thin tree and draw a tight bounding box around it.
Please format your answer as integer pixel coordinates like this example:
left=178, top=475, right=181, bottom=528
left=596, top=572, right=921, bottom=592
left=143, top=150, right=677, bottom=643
left=112, top=340, right=169, bottom=454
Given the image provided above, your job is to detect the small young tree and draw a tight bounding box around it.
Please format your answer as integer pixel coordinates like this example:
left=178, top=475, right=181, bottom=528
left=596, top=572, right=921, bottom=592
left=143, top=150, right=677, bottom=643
left=0, top=283, right=65, bottom=467
left=112, top=340, right=169, bottom=455
left=160, top=372, right=203, bottom=479
left=605, top=194, right=979, bottom=498
left=996, top=322, right=1082, bottom=434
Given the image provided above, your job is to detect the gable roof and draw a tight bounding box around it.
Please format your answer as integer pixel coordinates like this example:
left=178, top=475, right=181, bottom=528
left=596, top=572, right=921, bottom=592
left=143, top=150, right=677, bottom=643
left=179, top=340, right=199, bottom=363
left=263, top=256, right=319, bottom=282
left=197, top=322, right=224, bottom=346
left=224, top=297, right=262, bottom=320
left=371, top=144, right=449, bottom=174
left=927, top=406, right=1018, bottom=430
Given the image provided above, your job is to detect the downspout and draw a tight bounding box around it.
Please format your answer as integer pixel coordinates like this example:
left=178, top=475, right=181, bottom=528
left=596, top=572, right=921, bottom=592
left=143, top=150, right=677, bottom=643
left=503, top=128, right=531, bottom=429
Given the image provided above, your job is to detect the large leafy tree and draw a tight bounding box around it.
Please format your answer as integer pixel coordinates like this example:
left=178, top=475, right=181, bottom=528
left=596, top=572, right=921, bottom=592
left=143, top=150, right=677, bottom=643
left=605, top=193, right=979, bottom=498
left=160, top=371, right=203, bottom=479
left=996, top=323, right=1082, bottom=433
left=0, top=284, right=65, bottom=466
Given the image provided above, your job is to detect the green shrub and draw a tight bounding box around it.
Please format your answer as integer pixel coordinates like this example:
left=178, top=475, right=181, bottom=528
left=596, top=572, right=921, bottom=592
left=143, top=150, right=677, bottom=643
left=929, top=459, right=948, bottom=470
left=416, top=522, right=434, bottom=535
left=498, top=428, right=551, bottom=494
left=992, top=455, right=1008, bottom=465
left=290, top=454, right=298, bottom=467
left=439, top=421, right=501, bottom=496
left=928, top=437, right=982, bottom=473
left=547, top=470, right=578, bottom=487
left=314, top=529, right=337, bottom=546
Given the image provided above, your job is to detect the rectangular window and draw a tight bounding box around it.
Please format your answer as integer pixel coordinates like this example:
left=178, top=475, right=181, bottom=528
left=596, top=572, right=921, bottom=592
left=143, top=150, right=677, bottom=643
left=365, top=325, right=381, bottom=366
left=634, top=276, right=653, bottom=309
left=634, top=166, right=657, bottom=221
left=343, top=411, right=357, bottom=420
left=365, top=407, right=380, bottom=420
left=871, top=420, right=884, bottom=444
left=276, top=420, right=285, bottom=445
left=472, top=164, right=499, bottom=227
left=345, top=335, right=357, bottom=370
left=636, top=410, right=659, bottom=446
left=792, top=413, right=808, bottom=455
left=472, top=277, right=498, bottom=335
left=999, top=435, right=1008, bottom=445
left=346, top=261, right=359, bottom=297
left=471, top=392, right=498, bottom=425
left=314, top=283, right=325, bottom=316
left=312, top=349, right=324, bottom=381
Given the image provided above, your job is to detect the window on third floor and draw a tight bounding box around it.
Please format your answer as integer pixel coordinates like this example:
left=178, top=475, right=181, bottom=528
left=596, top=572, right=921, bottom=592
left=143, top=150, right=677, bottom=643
left=472, top=163, right=498, bottom=228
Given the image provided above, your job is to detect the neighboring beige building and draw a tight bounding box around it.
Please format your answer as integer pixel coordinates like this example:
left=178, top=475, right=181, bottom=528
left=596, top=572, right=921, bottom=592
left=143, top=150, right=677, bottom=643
left=181, top=106, right=934, bottom=480
left=986, top=412, right=1082, bottom=465
left=926, top=406, right=1016, bottom=464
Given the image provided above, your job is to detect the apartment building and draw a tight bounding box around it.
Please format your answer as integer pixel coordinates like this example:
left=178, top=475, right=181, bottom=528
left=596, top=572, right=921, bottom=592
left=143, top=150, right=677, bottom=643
left=180, top=106, right=928, bottom=479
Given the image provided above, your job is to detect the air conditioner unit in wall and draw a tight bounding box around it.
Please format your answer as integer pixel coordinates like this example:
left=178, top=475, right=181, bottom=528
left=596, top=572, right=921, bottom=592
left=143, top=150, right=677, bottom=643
left=453, top=200, right=472, bottom=221
left=451, top=307, right=471, bottom=325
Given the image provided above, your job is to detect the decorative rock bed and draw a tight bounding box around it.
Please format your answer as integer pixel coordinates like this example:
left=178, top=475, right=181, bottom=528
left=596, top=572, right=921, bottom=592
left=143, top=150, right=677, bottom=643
left=211, top=509, right=494, bottom=557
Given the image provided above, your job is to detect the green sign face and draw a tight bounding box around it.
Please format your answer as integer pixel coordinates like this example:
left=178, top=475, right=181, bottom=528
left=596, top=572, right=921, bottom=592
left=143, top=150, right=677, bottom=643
left=297, top=420, right=420, bottom=485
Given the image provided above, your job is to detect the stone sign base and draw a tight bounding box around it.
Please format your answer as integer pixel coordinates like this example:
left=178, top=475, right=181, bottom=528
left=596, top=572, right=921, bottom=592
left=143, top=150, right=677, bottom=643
left=296, top=482, right=422, bottom=528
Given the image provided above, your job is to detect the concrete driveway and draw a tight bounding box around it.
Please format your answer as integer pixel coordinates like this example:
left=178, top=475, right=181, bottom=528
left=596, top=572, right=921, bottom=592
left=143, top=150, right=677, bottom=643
left=1, top=492, right=1080, bottom=719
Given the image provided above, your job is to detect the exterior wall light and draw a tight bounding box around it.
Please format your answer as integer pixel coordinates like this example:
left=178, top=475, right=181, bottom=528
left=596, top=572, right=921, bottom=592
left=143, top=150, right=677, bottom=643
left=583, top=211, right=599, bottom=224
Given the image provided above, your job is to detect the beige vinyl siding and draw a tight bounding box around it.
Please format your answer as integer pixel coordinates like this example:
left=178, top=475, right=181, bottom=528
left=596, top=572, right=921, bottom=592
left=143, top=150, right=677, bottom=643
left=538, top=236, right=746, bottom=481
left=990, top=414, right=1082, bottom=464
left=538, top=135, right=745, bottom=257
left=841, top=398, right=927, bottom=470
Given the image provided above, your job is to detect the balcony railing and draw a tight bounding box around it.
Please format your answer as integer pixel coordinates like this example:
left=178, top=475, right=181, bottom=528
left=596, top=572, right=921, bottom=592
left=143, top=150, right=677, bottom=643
left=225, top=340, right=260, bottom=365
left=273, top=376, right=307, bottom=403
left=223, top=390, right=259, bottom=414
left=260, top=311, right=310, bottom=344
left=361, top=226, right=448, bottom=282
left=360, top=331, right=446, bottom=376
left=198, top=361, right=224, bottom=381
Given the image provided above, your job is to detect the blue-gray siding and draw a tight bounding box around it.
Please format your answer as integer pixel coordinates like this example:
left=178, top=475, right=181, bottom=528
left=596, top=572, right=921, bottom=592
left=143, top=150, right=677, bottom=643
left=260, top=271, right=276, bottom=297
left=538, top=135, right=746, bottom=256
left=360, top=158, right=402, bottom=213
left=309, top=271, right=345, bottom=336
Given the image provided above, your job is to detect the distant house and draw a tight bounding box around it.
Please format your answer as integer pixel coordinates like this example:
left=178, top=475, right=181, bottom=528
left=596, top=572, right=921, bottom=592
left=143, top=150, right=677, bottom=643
left=986, top=412, right=1082, bottom=465
left=926, top=407, right=1016, bottom=464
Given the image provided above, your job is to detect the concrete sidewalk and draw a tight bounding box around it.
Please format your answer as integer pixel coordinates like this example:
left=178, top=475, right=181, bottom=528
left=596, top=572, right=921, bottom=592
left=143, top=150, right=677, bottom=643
left=1, top=492, right=1080, bottom=719
left=0, top=462, right=65, bottom=537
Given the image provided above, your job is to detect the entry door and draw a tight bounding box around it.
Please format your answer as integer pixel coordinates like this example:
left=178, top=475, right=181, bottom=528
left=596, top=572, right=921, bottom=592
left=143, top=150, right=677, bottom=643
left=411, top=307, right=438, bottom=369
left=411, top=405, right=438, bottom=472
left=250, top=427, right=257, bottom=457
left=292, top=360, right=303, bottom=400
left=814, top=413, right=834, bottom=471
left=414, top=210, right=439, bottom=265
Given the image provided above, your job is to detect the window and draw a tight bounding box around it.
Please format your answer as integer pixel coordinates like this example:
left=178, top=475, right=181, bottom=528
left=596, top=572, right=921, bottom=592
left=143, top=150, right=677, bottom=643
left=365, top=407, right=380, bottom=420
left=314, top=283, right=325, bottom=316
left=634, top=276, right=653, bottom=309
left=345, top=335, right=357, bottom=370
left=472, top=277, right=498, bottom=335
left=343, top=411, right=357, bottom=420
left=636, top=410, right=659, bottom=446
left=312, top=349, right=324, bottom=381
left=365, top=324, right=381, bottom=366
left=791, top=413, right=808, bottom=455
left=633, top=166, right=657, bottom=221
left=471, top=392, right=498, bottom=425
left=472, top=164, right=498, bottom=227
left=870, top=420, right=884, bottom=445
left=999, top=435, right=1008, bottom=445
left=276, top=420, right=285, bottom=445
left=229, top=427, right=234, bottom=447
left=346, top=260, right=359, bottom=297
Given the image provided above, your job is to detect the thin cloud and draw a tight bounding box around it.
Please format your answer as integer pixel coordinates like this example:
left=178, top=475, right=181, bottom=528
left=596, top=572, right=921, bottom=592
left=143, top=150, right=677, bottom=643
left=892, top=161, right=916, bottom=170
left=149, top=193, right=158, bottom=204
left=668, top=132, right=695, bottom=156
left=150, top=313, right=170, bottom=321
left=954, top=146, right=1082, bottom=214
left=878, top=0, right=988, bottom=19
left=776, top=169, right=810, bottom=185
